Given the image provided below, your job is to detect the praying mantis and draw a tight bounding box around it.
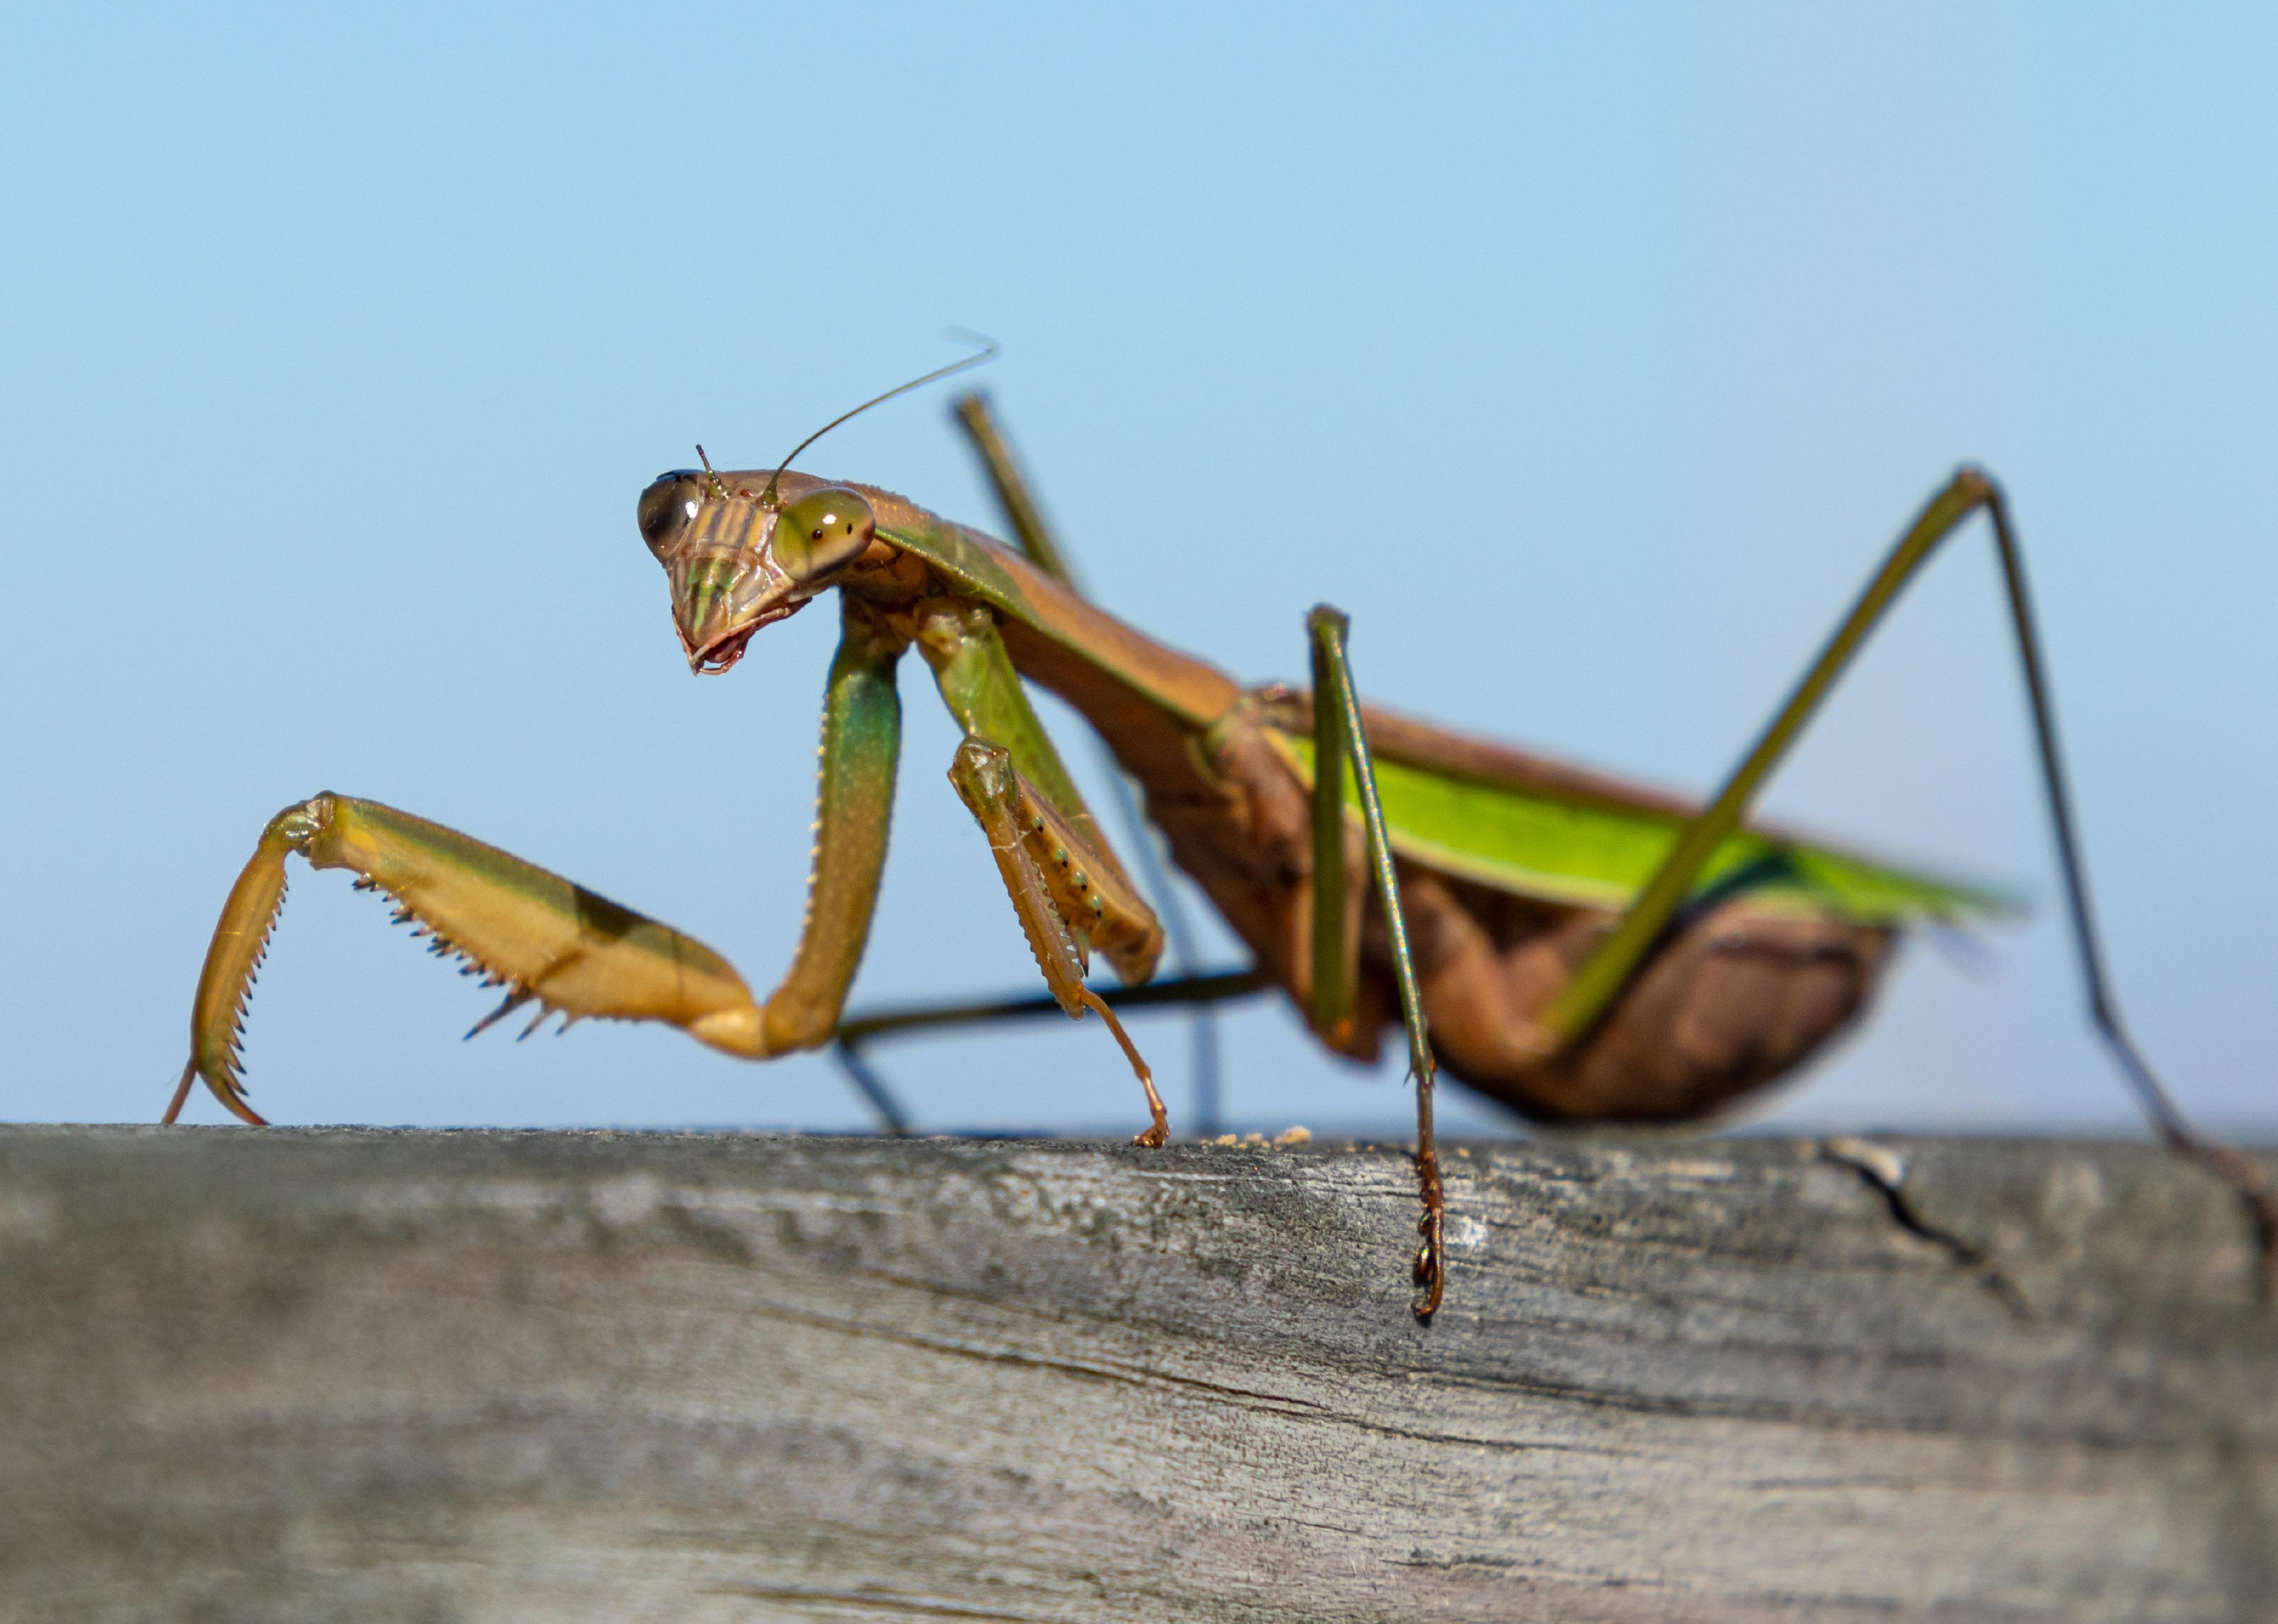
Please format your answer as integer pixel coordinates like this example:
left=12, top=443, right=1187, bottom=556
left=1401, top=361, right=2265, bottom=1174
left=169, top=348, right=2276, bottom=1316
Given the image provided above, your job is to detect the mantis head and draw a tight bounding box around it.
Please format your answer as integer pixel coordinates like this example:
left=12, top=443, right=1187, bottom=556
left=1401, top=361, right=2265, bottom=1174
left=638, top=334, right=996, bottom=673
left=637, top=472, right=876, bottom=675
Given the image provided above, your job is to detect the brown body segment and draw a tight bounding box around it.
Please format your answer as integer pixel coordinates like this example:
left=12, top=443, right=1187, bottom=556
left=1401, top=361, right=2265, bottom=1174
left=1150, top=687, right=1893, bottom=1123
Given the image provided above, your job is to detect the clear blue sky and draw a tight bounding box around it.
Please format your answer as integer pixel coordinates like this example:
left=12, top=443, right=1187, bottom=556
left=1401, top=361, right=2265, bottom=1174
left=5, top=6, right=2274, bottom=1141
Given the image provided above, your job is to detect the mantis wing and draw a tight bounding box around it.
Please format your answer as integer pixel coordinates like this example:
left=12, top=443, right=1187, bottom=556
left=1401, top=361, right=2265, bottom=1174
left=1269, top=727, right=2016, bottom=925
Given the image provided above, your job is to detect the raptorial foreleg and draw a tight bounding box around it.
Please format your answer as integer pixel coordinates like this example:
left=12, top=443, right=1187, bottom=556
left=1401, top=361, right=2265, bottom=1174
left=947, top=737, right=1170, bottom=1146
left=169, top=793, right=773, bottom=1124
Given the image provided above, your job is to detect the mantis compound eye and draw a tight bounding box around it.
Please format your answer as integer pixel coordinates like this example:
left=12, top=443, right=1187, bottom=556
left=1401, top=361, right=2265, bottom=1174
left=637, top=472, right=705, bottom=554
left=772, top=487, right=877, bottom=582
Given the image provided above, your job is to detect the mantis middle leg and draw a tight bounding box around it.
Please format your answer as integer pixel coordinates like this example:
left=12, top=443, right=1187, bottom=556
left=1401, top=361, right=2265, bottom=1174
left=1304, top=605, right=1449, bottom=1318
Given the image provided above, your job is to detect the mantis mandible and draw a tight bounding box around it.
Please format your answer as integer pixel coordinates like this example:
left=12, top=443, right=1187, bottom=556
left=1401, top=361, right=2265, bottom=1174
left=169, top=348, right=2276, bottom=1316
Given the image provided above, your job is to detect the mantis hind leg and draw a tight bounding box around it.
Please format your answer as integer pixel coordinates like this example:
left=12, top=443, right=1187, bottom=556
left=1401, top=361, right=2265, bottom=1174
left=168, top=793, right=773, bottom=1125
left=1544, top=470, right=2277, bottom=1287
left=1307, top=606, right=1447, bottom=1320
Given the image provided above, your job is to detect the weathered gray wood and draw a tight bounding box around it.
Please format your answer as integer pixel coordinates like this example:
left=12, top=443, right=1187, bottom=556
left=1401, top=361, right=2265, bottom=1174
left=1, top=1126, right=2270, bottom=1622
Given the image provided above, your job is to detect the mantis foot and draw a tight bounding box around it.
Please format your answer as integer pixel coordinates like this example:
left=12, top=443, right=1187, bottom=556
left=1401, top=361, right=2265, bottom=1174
left=1412, top=1146, right=1446, bottom=1320
left=2171, top=1137, right=2278, bottom=1304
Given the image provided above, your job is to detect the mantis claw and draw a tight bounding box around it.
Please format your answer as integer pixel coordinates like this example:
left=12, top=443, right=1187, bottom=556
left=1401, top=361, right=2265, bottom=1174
left=161, top=1055, right=262, bottom=1126
left=464, top=988, right=536, bottom=1042
left=172, top=793, right=774, bottom=1125
left=170, top=801, right=311, bottom=1124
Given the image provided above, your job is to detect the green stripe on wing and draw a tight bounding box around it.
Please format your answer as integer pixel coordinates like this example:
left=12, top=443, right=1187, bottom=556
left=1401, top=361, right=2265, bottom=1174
left=1273, top=732, right=2015, bottom=924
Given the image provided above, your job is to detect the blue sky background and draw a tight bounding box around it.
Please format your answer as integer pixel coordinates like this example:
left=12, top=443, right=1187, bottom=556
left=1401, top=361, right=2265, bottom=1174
left=4, top=6, right=2275, bottom=1142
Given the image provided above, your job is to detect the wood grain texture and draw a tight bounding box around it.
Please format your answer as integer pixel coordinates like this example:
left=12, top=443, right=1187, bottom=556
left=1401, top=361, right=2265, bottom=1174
left=1, top=1126, right=2270, bottom=1623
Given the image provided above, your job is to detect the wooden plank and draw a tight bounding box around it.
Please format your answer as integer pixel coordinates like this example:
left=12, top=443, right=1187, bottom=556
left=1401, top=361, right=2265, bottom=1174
left=0, top=1126, right=2269, bottom=1622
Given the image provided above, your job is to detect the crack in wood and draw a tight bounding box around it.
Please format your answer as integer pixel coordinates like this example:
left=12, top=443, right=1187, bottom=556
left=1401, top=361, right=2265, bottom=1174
left=1819, top=1137, right=2037, bottom=1320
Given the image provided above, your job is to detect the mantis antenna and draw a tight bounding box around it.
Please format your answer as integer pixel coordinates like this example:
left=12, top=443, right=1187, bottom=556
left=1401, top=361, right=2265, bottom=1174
left=757, top=331, right=1000, bottom=509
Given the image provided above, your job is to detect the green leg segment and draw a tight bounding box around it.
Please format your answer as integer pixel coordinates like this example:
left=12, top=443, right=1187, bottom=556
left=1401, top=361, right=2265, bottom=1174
left=756, top=597, right=908, bottom=1054
left=1309, top=605, right=1447, bottom=1319
left=956, top=391, right=1080, bottom=586
left=1541, top=468, right=2275, bottom=1282
left=1308, top=613, right=1358, bottom=1045
left=915, top=599, right=1132, bottom=890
